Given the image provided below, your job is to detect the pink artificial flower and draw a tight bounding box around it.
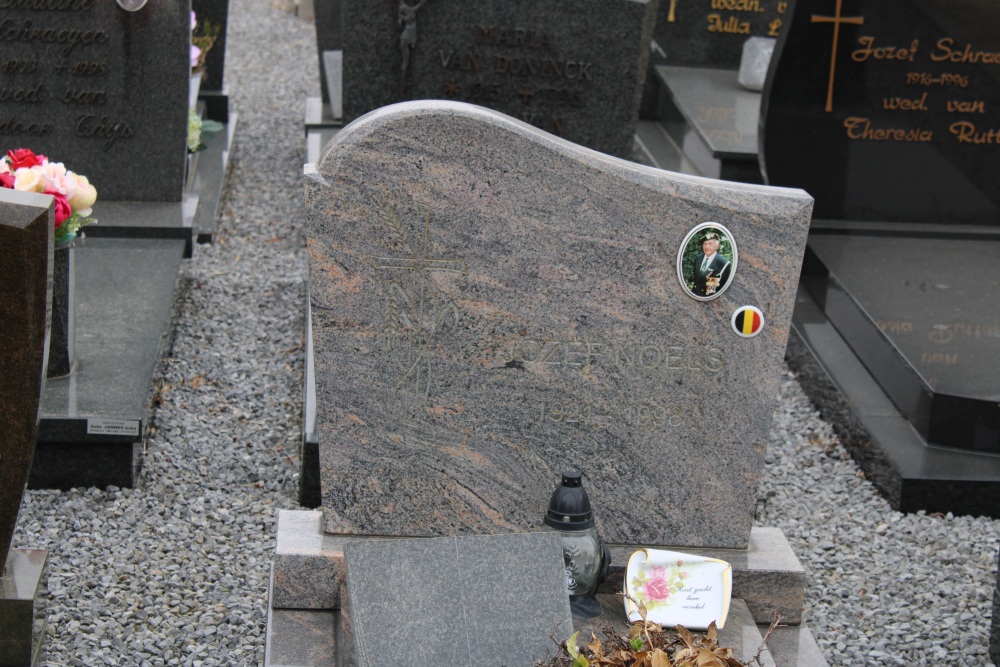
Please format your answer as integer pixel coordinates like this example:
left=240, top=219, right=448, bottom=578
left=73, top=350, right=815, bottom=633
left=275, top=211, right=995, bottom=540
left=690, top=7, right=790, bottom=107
left=0, top=171, right=14, bottom=188
left=46, top=190, right=72, bottom=228
left=641, top=576, right=671, bottom=601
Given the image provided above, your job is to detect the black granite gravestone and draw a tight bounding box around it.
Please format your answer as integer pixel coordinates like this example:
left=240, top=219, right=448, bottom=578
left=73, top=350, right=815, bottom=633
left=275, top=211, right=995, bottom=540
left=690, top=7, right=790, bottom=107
left=652, top=0, right=789, bottom=68
left=192, top=0, right=231, bottom=122
left=0, top=0, right=190, bottom=202
left=762, top=0, right=1000, bottom=515
left=0, top=187, right=52, bottom=666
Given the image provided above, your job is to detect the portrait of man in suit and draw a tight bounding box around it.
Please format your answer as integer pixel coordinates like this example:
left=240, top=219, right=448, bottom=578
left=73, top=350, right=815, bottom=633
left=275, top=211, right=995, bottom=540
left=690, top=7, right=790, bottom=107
left=678, top=225, right=737, bottom=300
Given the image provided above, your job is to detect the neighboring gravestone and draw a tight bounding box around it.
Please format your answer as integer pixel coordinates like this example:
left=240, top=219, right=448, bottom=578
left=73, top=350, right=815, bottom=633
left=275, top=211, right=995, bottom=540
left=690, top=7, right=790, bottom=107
left=0, top=1, right=190, bottom=201
left=306, top=100, right=812, bottom=549
left=652, top=0, right=789, bottom=67
left=314, top=0, right=342, bottom=113
left=761, top=0, right=1000, bottom=224
left=192, top=0, right=229, bottom=93
left=342, top=532, right=571, bottom=666
left=340, top=0, right=659, bottom=158
left=0, top=187, right=52, bottom=665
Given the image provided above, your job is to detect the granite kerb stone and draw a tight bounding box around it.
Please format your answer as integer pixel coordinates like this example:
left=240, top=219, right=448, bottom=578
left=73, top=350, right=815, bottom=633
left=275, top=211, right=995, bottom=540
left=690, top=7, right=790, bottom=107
left=271, top=510, right=805, bottom=625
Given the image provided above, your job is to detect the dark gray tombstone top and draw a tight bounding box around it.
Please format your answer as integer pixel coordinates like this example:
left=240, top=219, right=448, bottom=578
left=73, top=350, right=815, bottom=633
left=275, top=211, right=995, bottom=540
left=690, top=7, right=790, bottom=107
left=653, top=0, right=789, bottom=68
left=341, top=0, right=659, bottom=158
left=314, top=0, right=342, bottom=106
left=0, top=0, right=190, bottom=202
left=343, top=532, right=572, bottom=667
left=761, top=0, right=1000, bottom=225
left=192, top=0, right=230, bottom=92
left=0, top=188, right=52, bottom=569
left=306, top=101, right=813, bottom=549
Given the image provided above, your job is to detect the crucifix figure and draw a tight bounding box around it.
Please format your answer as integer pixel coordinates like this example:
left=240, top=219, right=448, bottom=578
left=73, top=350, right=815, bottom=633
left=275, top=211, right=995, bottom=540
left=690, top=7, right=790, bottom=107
left=811, top=0, right=864, bottom=112
left=377, top=206, right=466, bottom=398
left=398, top=0, right=429, bottom=99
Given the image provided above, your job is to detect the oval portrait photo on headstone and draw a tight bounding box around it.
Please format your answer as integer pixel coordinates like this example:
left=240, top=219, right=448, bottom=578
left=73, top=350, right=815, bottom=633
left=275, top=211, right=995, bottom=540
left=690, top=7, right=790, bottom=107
left=677, top=222, right=738, bottom=301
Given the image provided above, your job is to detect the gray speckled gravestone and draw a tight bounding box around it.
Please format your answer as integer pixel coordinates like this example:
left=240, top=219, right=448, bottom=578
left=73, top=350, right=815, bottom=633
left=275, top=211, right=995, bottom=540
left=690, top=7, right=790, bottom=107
left=305, top=101, right=812, bottom=549
left=341, top=0, right=659, bottom=158
left=0, top=0, right=189, bottom=201
left=342, top=532, right=571, bottom=667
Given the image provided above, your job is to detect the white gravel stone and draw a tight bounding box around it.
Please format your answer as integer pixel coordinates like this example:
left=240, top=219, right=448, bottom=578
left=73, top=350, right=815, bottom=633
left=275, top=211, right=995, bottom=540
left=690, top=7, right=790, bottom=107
left=10, top=1, right=1000, bottom=665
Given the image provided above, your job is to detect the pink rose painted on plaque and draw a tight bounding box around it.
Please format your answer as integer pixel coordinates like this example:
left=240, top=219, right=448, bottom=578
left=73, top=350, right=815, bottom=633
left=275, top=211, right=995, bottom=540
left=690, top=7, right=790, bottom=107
left=641, top=576, right=671, bottom=601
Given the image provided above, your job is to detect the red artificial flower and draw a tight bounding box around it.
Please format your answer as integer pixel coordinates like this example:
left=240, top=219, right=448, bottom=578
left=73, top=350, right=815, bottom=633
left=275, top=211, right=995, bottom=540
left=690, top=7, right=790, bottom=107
left=0, top=171, right=14, bottom=189
left=7, top=148, right=42, bottom=170
left=46, top=190, right=71, bottom=228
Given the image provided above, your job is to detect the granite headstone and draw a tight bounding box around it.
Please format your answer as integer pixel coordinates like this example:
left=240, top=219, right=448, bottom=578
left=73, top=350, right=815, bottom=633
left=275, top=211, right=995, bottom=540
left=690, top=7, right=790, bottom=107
left=0, top=187, right=52, bottom=666
left=0, top=188, right=51, bottom=567
left=314, top=0, right=342, bottom=110
left=0, top=0, right=190, bottom=201
left=192, top=0, right=229, bottom=93
left=652, top=0, right=789, bottom=68
left=340, top=0, right=659, bottom=158
left=306, top=101, right=813, bottom=549
left=761, top=0, right=1000, bottom=225
left=342, top=532, right=571, bottom=667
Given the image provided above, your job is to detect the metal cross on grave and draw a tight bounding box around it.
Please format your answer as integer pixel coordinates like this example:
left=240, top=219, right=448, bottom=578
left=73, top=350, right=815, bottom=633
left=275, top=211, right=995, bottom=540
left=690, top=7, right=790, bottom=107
left=811, top=0, right=864, bottom=112
left=376, top=207, right=467, bottom=398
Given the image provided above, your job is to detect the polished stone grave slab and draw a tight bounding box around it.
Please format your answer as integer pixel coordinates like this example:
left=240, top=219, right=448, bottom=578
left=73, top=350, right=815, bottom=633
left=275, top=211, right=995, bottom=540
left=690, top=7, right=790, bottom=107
left=30, top=237, right=186, bottom=490
left=804, top=232, right=1000, bottom=454
left=642, top=66, right=762, bottom=184
left=0, top=549, right=48, bottom=667
left=787, top=282, right=1000, bottom=517
left=342, top=533, right=572, bottom=667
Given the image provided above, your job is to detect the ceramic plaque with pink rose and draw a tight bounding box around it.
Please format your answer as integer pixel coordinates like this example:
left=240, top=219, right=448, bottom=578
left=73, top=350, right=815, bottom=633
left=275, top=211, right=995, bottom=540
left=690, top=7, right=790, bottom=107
left=623, top=548, right=732, bottom=630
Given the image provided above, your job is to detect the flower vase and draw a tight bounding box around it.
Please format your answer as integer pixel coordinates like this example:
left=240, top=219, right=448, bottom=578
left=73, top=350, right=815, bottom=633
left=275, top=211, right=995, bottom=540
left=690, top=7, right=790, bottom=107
left=47, top=240, right=76, bottom=378
left=189, top=71, right=202, bottom=109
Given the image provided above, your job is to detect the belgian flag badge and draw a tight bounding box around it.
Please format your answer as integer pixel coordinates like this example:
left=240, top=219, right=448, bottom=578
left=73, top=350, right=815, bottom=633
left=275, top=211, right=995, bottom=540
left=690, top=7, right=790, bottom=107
left=731, top=306, right=764, bottom=338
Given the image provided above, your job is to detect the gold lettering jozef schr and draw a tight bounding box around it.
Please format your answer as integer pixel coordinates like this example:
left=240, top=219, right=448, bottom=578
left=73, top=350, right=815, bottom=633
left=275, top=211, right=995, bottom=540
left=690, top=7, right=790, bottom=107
left=371, top=191, right=467, bottom=400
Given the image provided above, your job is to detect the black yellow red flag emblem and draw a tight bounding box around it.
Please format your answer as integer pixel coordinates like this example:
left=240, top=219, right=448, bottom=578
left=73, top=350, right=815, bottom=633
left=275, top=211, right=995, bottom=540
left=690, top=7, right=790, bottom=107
left=731, top=306, right=764, bottom=337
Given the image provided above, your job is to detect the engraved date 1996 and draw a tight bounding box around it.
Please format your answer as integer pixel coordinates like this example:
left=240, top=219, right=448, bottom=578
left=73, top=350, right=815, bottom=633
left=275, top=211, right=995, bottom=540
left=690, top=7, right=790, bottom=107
left=537, top=401, right=683, bottom=428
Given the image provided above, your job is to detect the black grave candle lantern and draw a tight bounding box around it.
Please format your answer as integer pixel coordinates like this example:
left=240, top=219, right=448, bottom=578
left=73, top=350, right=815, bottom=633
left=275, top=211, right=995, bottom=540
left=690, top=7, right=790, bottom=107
left=543, top=471, right=610, bottom=619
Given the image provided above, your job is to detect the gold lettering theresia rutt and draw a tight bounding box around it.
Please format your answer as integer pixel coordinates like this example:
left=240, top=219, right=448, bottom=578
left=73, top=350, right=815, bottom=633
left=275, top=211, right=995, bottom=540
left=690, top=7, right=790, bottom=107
left=931, top=38, right=1000, bottom=64
left=948, top=121, right=1000, bottom=144
left=505, top=338, right=724, bottom=375
left=811, top=0, right=864, bottom=112
left=843, top=117, right=932, bottom=142
left=371, top=192, right=468, bottom=400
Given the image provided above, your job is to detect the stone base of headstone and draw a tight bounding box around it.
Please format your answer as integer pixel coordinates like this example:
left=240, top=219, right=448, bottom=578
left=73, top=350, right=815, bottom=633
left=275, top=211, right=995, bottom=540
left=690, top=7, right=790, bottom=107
left=29, top=238, right=186, bottom=490
left=0, top=550, right=48, bottom=667
left=263, top=512, right=828, bottom=667
left=637, top=65, right=762, bottom=184
left=305, top=95, right=341, bottom=133
left=788, top=233, right=1000, bottom=518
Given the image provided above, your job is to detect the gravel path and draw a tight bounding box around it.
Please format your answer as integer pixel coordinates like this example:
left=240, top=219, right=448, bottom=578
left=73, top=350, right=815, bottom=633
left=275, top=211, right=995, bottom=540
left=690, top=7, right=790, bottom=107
left=12, top=1, right=1000, bottom=665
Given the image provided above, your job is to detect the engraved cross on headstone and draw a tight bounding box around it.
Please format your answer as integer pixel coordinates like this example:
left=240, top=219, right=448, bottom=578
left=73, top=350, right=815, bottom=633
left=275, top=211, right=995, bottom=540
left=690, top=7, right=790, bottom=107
left=376, top=207, right=466, bottom=397
left=811, top=0, right=864, bottom=112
